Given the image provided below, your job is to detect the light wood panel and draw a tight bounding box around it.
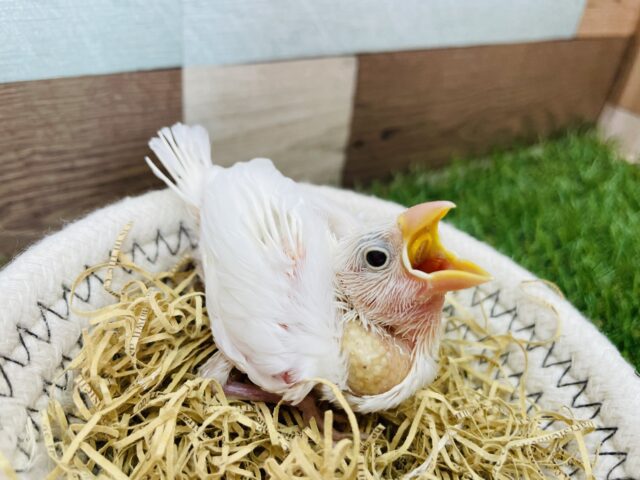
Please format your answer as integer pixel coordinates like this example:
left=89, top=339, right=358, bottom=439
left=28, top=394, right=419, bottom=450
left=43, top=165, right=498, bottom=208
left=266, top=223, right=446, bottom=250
left=183, top=57, right=356, bottom=185
left=600, top=103, right=640, bottom=161
left=577, top=0, right=640, bottom=37
left=343, top=39, right=628, bottom=185
left=0, top=69, right=181, bottom=259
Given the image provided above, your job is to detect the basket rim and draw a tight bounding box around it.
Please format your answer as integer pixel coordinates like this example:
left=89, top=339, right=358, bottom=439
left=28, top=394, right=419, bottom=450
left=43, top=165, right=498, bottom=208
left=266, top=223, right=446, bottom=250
left=0, top=186, right=638, bottom=478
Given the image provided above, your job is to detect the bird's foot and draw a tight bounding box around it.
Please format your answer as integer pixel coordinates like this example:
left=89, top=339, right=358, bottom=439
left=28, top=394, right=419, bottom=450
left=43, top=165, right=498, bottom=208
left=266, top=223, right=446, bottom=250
left=222, top=380, right=282, bottom=403
left=296, top=395, right=352, bottom=441
left=220, top=380, right=352, bottom=441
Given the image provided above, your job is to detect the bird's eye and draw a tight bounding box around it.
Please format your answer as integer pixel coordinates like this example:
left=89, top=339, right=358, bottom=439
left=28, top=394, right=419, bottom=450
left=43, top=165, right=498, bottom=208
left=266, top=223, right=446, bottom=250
left=364, top=248, right=390, bottom=269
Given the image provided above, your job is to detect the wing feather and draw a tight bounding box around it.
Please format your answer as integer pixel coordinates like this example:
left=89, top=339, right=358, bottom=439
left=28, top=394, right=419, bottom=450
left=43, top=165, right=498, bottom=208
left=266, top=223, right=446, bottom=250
left=199, top=159, right=346, bottom=403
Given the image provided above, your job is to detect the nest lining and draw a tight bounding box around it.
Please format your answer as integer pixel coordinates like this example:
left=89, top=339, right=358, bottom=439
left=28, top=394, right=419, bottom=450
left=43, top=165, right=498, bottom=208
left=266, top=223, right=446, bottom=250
left=40, top=233, right=596, bottom=479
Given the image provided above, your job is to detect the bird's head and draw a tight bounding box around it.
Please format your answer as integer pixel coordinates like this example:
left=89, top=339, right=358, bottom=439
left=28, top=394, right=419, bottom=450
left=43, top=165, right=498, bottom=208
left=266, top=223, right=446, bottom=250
left=335, top=201, right=491, bottom=348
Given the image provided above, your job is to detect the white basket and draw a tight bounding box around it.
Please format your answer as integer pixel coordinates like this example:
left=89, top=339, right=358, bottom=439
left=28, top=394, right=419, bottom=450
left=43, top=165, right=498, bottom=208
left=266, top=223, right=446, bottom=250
left=1, top=187, right=638, bottom=479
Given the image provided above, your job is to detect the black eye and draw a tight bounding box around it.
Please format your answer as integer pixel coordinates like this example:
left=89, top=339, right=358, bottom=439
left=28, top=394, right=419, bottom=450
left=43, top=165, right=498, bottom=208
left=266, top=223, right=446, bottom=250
left=365, top=248, right=389, bottom=269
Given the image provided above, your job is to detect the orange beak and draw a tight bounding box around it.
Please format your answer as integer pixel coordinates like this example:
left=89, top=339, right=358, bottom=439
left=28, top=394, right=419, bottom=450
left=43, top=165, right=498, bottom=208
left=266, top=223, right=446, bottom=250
left=398, top=201, right=492, bottom=292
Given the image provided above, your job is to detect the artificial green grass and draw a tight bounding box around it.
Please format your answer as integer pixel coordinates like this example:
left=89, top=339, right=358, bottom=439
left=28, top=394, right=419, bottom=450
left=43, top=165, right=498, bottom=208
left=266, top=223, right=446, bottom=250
left=368, top=130, right=640, bottom=369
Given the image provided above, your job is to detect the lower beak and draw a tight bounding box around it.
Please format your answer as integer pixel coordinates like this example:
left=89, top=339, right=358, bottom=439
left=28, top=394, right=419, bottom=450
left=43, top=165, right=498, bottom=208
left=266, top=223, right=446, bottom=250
left=398, top=201, right=492, bottom=291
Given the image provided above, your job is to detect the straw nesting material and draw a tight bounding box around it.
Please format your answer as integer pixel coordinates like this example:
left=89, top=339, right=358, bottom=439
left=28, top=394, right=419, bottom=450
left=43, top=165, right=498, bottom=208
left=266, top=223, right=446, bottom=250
left=42, top=242, right=596, bottom=479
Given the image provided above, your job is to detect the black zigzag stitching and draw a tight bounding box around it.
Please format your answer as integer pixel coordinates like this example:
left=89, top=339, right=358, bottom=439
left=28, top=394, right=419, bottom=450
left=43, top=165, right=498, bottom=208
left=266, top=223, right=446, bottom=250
left=599, top=452, right=633, bottom=480
left=0, top=363, right=12, bottom=398
left=7, top=273, right=104, bottom=357
left=0, top=223, right=197, bottom=469
left=471, top=287, right=634, bottom=480
left=130, top=222, right=197, bottom=265
left=0, top=333, right=30, bottom=367
left=470, top=288, right=518, bottom=320
left=3, top=233, right=633, bottom=478
left=41, top=354, right=74, bottom=400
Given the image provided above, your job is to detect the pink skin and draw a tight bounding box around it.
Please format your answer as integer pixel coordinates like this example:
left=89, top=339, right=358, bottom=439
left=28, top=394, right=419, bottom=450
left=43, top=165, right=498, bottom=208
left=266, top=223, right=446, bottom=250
left=336, top=201, right=491, bottom=350
left=336, top=227, right=446, bottom=351
left=217, top=203, right=488, bottom=430
left=388, top=295, right=446, bottom=349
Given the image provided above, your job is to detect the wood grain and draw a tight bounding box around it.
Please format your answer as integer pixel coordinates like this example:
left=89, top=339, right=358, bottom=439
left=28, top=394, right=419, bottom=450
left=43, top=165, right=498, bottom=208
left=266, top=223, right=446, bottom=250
left=184, top=57, right=356, bottom=185
left=600, top=12, right=640, bottom=158
left=577, top=0, right=640, bottom=37
left=0, top=69, right=181, bottom=259
left=610, top=25, right=640, bottom=114
left=343, top=38, right=627, bottom=185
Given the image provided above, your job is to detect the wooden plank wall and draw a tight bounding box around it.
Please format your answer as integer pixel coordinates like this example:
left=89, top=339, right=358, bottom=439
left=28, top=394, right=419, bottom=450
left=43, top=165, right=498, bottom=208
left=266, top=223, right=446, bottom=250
left=0, top=70, right=181, bottom=259
left=342, top=38, right=628, bottom=185
left=2, top=0, right=640, bottom=261
left=612, top=33, right=640, bottom=114
left=183, top=58, right=357, bottom=185
left=577, top=0, right=640, bottom=37
left=597, top=2, right=640, bottom=161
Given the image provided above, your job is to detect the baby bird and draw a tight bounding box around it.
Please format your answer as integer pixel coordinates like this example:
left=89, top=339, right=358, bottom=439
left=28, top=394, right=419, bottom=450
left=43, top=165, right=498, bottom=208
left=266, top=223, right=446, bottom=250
left=145, top=123, right=490, bottom=413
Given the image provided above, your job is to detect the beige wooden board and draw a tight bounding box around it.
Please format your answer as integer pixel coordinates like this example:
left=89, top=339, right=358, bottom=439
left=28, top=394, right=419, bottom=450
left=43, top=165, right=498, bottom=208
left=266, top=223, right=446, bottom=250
left=599, top=103, right=640, bottom=162
left=183, top=57, right=357, bottom=185
left=577, top=0, right=640, bottom=37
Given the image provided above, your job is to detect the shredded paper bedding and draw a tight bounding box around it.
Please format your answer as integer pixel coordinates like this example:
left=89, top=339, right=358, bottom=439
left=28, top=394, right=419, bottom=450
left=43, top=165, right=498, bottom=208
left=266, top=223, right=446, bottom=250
left=37, top=232, right=595, bottom=479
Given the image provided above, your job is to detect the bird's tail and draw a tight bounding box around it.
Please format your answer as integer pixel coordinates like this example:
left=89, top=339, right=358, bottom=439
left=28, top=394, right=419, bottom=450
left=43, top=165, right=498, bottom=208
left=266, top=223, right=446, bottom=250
left=145, top=123, right=212, bottom=209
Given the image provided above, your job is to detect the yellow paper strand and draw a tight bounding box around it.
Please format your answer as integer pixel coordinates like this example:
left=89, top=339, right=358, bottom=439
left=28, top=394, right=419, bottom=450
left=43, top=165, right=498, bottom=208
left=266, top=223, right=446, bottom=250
left=40, top=243, right=595, bottom=479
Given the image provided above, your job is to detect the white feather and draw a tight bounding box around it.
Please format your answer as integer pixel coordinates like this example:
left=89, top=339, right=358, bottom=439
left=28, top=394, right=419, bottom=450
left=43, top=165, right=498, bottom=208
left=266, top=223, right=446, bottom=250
left=146, top=123, right=439, bottom=412
left=145, top=123, right=214, bottom=208
left=198, top=159, right=347, bottom=403
left=145, top=124, right=347, bottom=404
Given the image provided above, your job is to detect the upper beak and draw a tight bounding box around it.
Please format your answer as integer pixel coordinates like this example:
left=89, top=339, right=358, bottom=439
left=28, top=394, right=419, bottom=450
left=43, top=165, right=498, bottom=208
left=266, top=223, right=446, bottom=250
left=398, top=201, right=492, bottom=291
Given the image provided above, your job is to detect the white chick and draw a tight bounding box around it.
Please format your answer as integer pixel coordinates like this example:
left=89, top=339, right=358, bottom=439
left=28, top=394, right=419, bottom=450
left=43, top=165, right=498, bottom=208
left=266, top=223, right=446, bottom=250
left=145, top=124, right=490, bottom=413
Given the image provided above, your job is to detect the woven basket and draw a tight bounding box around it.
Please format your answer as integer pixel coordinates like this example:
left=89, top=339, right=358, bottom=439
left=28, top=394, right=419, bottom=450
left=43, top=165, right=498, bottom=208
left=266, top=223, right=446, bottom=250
left=1, top=187, right=638, bottom=479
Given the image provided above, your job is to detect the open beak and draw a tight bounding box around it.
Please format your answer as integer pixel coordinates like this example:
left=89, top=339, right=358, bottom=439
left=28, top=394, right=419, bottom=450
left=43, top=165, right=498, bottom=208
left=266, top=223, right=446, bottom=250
left=398, top=201, right=492, bottom=291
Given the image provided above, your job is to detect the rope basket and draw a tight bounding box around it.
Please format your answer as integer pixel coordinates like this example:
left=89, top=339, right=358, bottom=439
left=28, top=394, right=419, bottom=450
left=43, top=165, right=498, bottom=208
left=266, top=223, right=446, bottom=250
left=1, top=186, right=638, bottom=479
